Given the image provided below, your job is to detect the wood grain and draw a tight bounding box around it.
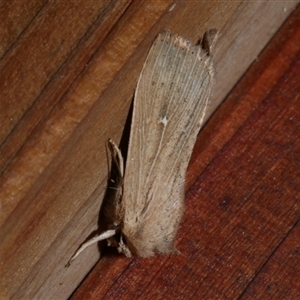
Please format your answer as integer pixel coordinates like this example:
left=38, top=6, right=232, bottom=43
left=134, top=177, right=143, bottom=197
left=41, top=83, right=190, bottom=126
left=0, top=0, right=46, bottom=58
left=240, top=222, right=300, bottom=299
left=0, top=1, right=298, bottom=299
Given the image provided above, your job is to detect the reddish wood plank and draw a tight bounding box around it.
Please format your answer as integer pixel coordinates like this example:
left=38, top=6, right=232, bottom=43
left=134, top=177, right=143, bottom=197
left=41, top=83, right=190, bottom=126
left=240, top=222, right=300, bottom=300
left=71, top=6, right=300, bottom=300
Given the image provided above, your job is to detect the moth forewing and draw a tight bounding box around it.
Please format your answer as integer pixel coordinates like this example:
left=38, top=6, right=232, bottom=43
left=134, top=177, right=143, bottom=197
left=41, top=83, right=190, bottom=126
left=67, top=31, right=216, bottom=264
left=122, top=32, right=215, bottom=257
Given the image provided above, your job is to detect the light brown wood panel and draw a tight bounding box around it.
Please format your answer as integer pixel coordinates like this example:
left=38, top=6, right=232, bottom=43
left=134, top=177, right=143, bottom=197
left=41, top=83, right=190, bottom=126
left=0, top=0, right=46, bottom=58
left=0, top=1, right=132, bottom=172
left=0, top=1, right=298, bottom=299
left=0, top=0, right=124, bottom=145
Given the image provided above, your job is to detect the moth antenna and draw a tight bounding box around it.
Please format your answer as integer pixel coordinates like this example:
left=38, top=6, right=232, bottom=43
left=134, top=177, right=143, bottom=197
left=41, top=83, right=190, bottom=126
left=66, top=229, right=116, bottom=266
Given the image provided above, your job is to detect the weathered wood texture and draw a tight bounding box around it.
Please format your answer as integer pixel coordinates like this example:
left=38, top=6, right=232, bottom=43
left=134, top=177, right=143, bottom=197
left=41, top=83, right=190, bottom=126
left=71, top=7, right=300, bottom=300
left=0, top=1, right=298, bottom=299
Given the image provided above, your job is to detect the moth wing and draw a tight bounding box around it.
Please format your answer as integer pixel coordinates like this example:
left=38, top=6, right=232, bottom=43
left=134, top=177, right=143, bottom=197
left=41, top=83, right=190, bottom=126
left=122, top=32, right=215, bottom=256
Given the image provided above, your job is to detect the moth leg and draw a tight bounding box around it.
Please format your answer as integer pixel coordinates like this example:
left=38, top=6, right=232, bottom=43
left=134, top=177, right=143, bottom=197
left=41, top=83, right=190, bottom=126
left=66, top=229, right=116, bottom=266
left=117, top=235, right=132, bottom=258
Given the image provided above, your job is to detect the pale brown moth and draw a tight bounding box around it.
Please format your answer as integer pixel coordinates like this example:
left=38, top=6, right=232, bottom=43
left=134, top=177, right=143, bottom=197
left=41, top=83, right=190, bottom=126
left=68, top=30, right=217, bottom=263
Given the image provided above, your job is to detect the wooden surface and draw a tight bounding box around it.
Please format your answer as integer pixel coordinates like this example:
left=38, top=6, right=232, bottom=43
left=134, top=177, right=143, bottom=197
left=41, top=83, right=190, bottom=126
left=0, top=1, right=299, bottom=299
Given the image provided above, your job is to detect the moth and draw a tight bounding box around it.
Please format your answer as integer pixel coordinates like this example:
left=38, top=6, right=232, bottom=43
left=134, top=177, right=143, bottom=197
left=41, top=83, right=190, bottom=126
left=68, top=29, right=217, bottom=263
